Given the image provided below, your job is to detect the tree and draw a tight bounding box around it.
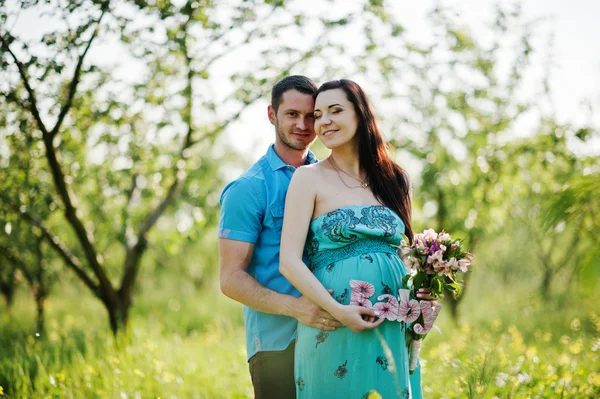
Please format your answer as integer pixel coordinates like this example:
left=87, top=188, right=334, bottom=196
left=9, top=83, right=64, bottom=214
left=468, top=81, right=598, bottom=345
left=373, top=5, right=545, bottom=319
left=501, top=120, right=599, bottom=296
left=0, top=0, right=398, bottom=333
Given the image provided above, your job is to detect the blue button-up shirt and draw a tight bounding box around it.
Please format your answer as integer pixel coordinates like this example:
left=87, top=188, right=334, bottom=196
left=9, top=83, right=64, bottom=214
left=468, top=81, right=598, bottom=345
left=219, top=144, right=318, bottom=360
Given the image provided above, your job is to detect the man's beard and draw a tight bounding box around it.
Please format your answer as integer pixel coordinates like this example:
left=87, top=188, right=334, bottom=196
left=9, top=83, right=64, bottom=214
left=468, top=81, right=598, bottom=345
left=275, top=119, right=312, bottom=151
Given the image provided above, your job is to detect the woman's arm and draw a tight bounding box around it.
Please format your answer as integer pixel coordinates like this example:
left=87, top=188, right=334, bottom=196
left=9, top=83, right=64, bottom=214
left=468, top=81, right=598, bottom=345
left=280, top=167, right=382, bottom=332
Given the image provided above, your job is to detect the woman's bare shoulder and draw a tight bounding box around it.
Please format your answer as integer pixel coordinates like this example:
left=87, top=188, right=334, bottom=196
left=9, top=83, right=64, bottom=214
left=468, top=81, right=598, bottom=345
left=295, top=161, right=328, bottom=179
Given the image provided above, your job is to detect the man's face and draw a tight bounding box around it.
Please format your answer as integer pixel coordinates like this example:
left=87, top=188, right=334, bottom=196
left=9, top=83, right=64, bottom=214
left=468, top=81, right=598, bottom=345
left=269, top=89, right=316, bottom=150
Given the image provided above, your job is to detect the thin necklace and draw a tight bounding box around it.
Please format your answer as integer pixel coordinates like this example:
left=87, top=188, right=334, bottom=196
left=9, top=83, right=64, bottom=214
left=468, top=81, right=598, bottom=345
left=329, top=156, right=368, bottom=189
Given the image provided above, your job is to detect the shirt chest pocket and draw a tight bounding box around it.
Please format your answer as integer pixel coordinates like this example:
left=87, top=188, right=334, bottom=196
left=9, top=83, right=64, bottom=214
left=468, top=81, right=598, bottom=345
left=269, top=202, right=285, bottom=232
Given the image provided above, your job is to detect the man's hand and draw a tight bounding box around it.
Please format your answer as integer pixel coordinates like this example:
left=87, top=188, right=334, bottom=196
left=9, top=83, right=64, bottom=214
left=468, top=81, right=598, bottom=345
left=292, top=291, right=343, bottom=331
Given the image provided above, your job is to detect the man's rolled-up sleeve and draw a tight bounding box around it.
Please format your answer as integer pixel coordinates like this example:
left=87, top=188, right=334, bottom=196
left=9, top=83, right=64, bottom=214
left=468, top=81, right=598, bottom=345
left=218, top=178, right=264, bottom=244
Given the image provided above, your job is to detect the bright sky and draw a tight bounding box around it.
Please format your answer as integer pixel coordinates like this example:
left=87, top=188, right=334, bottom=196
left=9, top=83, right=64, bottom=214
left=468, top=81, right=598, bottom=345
left=227, top=0, right=600, bottom=159
left=5, top=0, right=600, bottom=161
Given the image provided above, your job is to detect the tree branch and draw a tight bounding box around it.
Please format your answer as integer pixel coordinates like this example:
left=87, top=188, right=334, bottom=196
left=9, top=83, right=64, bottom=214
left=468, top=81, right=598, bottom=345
left=0, top=34, right=49, bottom=136
left=0, top=247, right=34, bottom=285
left=50, top=3, right=108, bottom=139
left=19, top=209, right=101, bottom=298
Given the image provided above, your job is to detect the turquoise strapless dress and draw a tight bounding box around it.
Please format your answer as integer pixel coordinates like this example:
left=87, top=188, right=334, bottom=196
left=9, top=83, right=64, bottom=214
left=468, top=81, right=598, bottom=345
left=295, top=205, right=423, bottom=399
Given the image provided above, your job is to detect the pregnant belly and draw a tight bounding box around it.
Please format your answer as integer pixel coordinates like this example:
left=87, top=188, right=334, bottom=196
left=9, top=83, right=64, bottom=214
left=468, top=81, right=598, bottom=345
left=313, top=252, right=407, bottom=305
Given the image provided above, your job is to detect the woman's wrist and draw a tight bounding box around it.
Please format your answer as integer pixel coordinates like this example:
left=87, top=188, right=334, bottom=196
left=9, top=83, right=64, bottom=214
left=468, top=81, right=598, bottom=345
left=326, top=301, right=345, bottom=320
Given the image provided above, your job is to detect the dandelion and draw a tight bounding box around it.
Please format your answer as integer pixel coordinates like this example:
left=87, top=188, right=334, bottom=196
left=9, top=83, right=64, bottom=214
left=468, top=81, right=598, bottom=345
left=570, top=318, right=581, bottom=331
left=589, top=372, right=600, bottom=386
left=0, top=385, right=3, bottom=395
left=570, top=339, right=582, bottom=354
left=492, top=318, right=502, bottom=330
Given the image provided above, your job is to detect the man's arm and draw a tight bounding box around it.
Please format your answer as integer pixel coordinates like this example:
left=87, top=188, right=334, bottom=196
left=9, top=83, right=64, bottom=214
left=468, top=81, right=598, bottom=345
left=219, top=237, right=342, bottom=331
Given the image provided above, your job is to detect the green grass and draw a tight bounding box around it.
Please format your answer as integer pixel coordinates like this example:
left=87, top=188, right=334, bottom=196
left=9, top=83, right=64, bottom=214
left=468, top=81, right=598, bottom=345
left=0, top=280, right=599, bottom=398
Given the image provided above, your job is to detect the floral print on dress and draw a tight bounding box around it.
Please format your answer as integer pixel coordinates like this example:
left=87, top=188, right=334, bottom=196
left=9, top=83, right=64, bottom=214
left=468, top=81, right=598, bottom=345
left=321, top=208, right=360, bottom=243
left=306, top=228, right=319, bottom=257
left=296, top=205, right=419, bottom=398
left=335, top=288, right=349, bottom=304
left=361, top=254, right=374, bottom=263
left=315, top=330, right=329, bottom=348
left=381, top=282, right=393, bottom=295
left=376, top=355, right=388, bottom=370
left=334, top=360, right=348, bottom=379
left=359, top=206, right=398, bottom=237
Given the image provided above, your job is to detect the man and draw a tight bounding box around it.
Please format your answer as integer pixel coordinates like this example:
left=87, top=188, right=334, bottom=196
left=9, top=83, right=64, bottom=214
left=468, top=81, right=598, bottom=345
left=218, top=75, right=343, bottom=399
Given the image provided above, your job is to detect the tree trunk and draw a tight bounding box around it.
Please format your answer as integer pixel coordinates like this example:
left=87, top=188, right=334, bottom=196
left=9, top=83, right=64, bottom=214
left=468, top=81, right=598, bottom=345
left=104, top=295, right=130, bottom=336
left=0, top=280, right=15, bottom=308
left=541, top=267, right=553, bottom=298
left=35, top=290, right=46, bottom=334
left=445, top=232, right=478, bottom=324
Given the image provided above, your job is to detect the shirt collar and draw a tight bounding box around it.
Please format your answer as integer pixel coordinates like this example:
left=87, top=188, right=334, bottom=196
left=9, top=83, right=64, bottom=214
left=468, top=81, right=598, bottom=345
left=266, top=144, right=318, bottom=171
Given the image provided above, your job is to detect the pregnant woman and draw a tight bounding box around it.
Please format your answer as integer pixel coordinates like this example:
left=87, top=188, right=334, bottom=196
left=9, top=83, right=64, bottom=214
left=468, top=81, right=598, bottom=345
left=280, top=79, right=434, bottom=398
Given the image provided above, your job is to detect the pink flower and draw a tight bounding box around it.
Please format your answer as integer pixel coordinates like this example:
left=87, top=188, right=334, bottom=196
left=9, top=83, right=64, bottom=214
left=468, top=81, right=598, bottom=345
left=434, top=260, right=452, bottom=276
left=373, top=294, right=399, bottom=321
left=427, top=250, right=444, bottom=265
left=416, top=242, right=428, bottom=255
left=349, top=280, right=375, bottom=299
left=424, top=263, right=436, bottom=275
left=397, top=289, right=421, bottom=323
left=449, top=241, right=459, bottom=251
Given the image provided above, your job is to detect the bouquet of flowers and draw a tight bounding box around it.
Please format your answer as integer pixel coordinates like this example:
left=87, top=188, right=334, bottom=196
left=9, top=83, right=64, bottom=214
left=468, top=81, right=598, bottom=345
left=400, top=228, right=473, bottom=373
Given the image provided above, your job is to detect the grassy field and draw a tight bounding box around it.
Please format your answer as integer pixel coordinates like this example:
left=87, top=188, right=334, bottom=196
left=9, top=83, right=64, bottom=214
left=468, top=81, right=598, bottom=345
left=1, top=280, right=599, bottom=398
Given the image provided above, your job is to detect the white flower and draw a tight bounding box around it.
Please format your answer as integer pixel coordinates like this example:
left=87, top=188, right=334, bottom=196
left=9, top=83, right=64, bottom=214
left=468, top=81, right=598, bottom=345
left=517, top=373, right=531, bottom=384
left=438, top=232, right=451, bottom=242
left=446, top=258, right=459, bottom=271
left=457, top=258, right=471, bottom=272
left=404, top=256, right=420, bottom=274
left=423, top=228, right=438, bottom=241
left=495, top=372, right=509, bottom=388
left=401, top=245, right=412, bottom=255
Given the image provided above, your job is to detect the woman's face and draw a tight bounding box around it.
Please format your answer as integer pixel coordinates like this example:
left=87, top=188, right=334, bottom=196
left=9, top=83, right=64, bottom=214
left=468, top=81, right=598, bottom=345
left=313, top=88, right=359, bottom=150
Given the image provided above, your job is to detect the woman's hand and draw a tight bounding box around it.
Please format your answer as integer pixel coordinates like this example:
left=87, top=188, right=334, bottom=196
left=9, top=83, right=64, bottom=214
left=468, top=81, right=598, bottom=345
left=332, top=304, right=384, bottom=333
left=416, top=288, right=438, bottom=311
left=416, top=288, right=437, bottom=301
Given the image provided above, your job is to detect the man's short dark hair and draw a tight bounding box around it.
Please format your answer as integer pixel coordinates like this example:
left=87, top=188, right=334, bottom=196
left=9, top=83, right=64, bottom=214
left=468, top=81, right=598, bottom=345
left=271, top=75, right=317, bottom=113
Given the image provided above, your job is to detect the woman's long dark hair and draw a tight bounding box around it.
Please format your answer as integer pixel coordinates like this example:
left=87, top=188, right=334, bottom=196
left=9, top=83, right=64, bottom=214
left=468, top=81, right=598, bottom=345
left=315, top=79, right=414, bottom=243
